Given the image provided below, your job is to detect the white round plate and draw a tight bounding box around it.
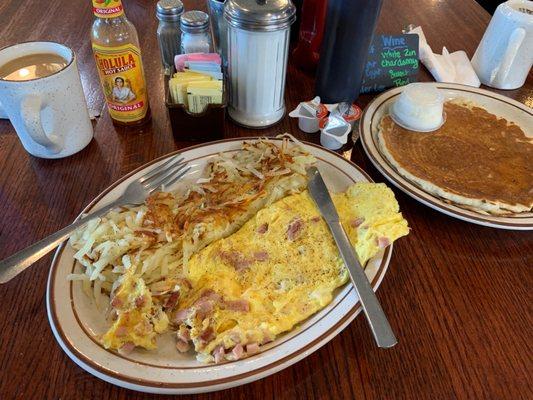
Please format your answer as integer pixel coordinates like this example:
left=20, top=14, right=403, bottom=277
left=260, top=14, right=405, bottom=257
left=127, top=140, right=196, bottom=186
left=360, top=82, right=533, bottom=230
left=47, top=138, right=394, bottom=394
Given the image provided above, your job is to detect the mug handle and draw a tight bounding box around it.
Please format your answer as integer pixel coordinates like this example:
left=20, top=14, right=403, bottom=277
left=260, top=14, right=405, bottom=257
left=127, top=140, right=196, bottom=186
left=20, top=94, right=63, bottom=153
left=490, top=27, right=526, bottom=87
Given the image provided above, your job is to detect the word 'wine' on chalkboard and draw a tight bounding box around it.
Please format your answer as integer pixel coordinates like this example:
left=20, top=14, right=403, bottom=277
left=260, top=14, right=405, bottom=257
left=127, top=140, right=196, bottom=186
left=360, top=34, right=419, bottom=94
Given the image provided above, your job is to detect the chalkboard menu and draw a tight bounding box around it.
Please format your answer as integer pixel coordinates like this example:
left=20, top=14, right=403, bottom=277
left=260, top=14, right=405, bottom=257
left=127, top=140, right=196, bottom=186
left=360, top=34, right=419, bottom=94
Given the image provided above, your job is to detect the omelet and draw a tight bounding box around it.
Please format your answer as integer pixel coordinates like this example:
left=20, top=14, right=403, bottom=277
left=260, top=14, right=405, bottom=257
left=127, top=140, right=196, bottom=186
left=102, top=273, right=169, bottom=352
left=173, top=182, right=409, bottom=363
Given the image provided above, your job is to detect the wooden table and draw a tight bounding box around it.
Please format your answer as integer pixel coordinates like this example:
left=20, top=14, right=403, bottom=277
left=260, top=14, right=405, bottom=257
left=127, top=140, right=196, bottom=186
left=0, top=0, right=531, bottom=399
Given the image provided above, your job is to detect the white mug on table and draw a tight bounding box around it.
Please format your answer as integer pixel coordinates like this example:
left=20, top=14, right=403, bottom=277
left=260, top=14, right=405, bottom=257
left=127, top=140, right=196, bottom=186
left=0, top=41, right=93, bottom=158
left=471, top=0, right=533, bottom=90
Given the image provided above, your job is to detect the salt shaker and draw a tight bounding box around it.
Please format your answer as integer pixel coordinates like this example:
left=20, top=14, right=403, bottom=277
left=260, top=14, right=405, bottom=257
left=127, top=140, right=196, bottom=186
left=180, top=11, right=214, bottom=54
left=224, top=0, right=296, bottom=127
left=156, top=0, right=184, bottom=74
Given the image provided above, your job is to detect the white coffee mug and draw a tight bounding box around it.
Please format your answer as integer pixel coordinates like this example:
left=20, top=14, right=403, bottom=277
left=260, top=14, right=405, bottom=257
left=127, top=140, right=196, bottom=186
left=471, top=0, right=533, bottom=90
left=0, top=41, right=93, bottom=158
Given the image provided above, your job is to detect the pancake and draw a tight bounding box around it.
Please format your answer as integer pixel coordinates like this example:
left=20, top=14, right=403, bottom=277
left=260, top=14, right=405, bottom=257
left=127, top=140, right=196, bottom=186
left=377, top=101, right=533, bottom=215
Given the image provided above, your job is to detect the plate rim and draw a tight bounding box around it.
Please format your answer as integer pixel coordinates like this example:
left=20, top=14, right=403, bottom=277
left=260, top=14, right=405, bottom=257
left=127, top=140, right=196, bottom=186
left=359, top=82, right=533, bottom=230
left=46, top=137, right=394, bottom=393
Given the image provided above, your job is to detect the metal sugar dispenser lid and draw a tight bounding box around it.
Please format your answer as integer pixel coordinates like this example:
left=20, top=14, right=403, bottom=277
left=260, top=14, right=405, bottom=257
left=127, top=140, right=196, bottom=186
left=156, top=0, right=184, bottom=22
left=224, top=0, right=296, bottom=31
left=180, top=10, right=210, bottom=33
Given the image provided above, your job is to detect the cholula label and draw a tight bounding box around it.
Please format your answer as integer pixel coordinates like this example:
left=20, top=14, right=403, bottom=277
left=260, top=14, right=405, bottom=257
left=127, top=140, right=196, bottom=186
left=92, top=43, right=149, bottom=122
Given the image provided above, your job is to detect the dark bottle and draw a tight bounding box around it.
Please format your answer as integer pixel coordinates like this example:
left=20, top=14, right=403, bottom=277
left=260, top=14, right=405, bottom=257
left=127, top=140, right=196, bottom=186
left=315, top=0, right=383, bottom=103
left=290, top=0, right=304, bottom=43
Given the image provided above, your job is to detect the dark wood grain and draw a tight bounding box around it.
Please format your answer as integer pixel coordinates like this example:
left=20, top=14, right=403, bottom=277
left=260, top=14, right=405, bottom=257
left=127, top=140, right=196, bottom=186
left=0, top=0, right=532, bottom=399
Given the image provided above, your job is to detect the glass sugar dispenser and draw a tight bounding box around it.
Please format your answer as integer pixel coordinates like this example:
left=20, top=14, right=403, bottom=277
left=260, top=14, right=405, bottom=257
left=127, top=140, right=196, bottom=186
left=180, top=11, right=214, bottom=54
left=224, top=0, right=296, bottom=128
left=156, top=0, right=184, bottom=74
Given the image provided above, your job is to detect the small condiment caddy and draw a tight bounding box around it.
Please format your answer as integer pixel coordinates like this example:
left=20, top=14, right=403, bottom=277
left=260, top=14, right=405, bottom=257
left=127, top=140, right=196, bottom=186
left=164, top=52, right=226, bottom=141
left=156, top=1, right=225, bottom=141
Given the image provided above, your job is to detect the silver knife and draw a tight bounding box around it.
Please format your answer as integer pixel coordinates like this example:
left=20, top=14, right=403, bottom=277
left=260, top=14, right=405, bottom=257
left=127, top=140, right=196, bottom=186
left=307, top=167, right=397, bottom=348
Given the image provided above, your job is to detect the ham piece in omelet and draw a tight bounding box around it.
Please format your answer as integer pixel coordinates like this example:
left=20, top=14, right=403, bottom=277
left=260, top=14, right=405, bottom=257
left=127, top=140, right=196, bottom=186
left=172, top=182, right=409, bottom=363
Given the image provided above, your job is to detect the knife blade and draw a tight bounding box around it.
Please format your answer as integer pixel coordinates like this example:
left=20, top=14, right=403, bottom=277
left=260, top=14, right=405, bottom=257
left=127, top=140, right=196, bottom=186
left=307, top=167, right=397, bottom=348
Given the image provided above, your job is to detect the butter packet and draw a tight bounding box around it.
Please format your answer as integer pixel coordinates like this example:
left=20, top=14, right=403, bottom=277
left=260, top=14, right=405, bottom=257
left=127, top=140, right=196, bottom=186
left=186, top=81, right=223, bottom=113
left=186, top=68, right=223, bottom=80
left=169, top=71, right=213, bottom=105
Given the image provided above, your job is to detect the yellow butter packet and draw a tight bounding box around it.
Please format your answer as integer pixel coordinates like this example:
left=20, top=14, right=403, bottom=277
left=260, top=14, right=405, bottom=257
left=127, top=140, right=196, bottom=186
left=169, top=72, right=213, bottom=105
left=174, top=79, right=212, bottom=105
left=173, top=71, right=210, bottom=78
left=187, top=80, right=223, bottom=90
left=186, top=81, right=223, bottom=113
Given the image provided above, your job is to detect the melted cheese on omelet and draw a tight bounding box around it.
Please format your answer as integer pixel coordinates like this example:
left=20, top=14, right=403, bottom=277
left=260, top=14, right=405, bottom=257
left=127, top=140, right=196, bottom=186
left=179, top=182, right=409, bottom=359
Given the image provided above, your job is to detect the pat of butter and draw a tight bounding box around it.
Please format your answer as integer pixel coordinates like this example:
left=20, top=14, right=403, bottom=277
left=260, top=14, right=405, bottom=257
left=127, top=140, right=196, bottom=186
left=391, top=83, right=444, bottom=132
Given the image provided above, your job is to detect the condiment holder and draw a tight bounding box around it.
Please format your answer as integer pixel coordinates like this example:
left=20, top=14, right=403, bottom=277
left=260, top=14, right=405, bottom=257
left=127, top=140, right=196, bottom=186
left=164, top=72, right=226, bottom=141
left=391, top=83, right=445, bottom=132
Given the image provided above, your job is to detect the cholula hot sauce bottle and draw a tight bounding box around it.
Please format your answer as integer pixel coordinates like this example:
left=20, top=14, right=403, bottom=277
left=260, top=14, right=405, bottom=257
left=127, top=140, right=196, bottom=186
left=91, top=0, right=151, bottom=126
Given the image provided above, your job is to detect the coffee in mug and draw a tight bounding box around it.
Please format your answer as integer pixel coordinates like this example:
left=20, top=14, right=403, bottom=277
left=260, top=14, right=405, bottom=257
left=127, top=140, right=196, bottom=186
left=0, top=53, right=68, bottom=81
left=0, top=42, right=93, bottom=158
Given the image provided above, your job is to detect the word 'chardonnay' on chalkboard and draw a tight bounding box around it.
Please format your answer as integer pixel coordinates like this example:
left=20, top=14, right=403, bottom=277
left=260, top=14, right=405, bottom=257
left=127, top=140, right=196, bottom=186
left=360, top=34, right=419, bottom=94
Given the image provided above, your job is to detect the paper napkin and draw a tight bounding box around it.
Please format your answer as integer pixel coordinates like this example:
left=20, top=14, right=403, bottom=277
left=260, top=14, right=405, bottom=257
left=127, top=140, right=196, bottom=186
left=405, top=25, right=480, bottom=87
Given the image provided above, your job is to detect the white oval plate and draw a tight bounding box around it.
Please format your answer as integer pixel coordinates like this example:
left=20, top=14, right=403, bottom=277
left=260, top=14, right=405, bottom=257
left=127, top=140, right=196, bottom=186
left=47, top=138, right=394, bottom=394
left=360, top=83, right=533, bottom=230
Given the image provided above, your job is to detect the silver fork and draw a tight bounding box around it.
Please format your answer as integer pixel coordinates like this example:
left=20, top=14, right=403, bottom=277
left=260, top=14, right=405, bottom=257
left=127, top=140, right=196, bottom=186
left=0, top=154, right=190, bottom=284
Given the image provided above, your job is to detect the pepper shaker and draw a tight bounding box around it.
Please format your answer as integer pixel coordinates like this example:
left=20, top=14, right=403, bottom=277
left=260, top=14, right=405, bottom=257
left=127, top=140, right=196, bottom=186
left=156, top=0, right=184, bottom=74
left=224, top=0, right=296, bottom=128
